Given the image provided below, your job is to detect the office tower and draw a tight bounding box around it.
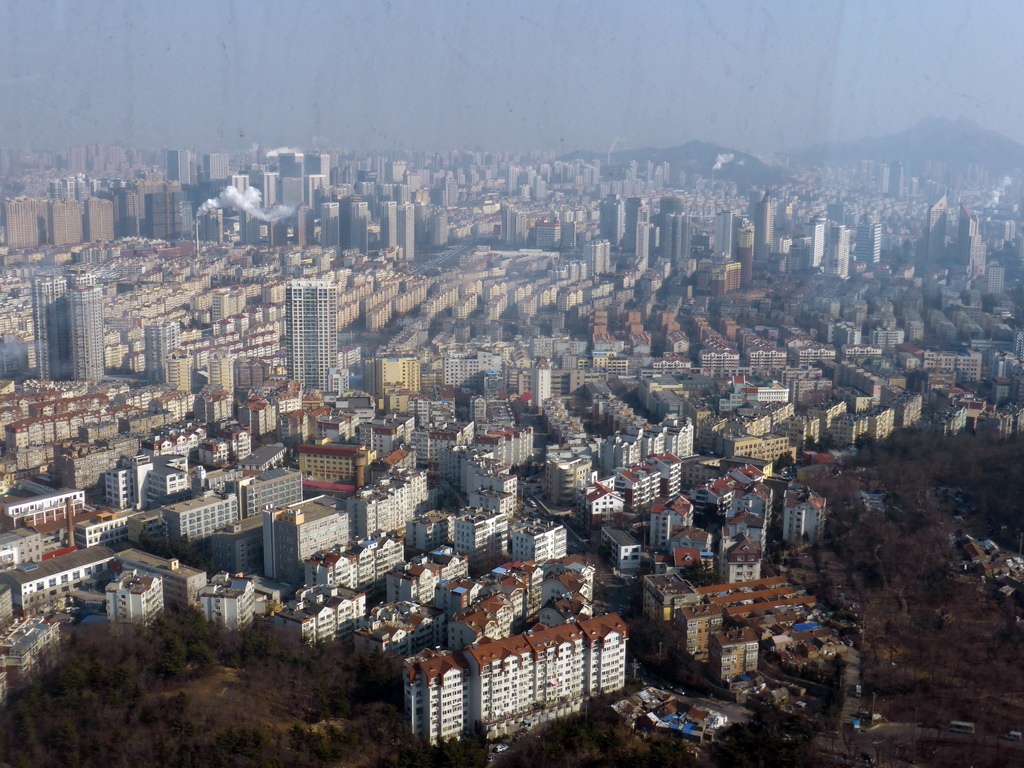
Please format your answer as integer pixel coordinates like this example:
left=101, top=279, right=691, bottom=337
left=4, top=198, right=46, bottom=248
left=279, top=177, right=304, bottom=207
left=623, top=197, right=645, bottom=254
left=530, top=359, right=552, bottom=411
left=926, top=194, right=948, bottom=263
left=285, top=280, right=339, bottom=390
left=144, top=321, right=182, bottom=385
left=177, top=200, right=194, bottom=241
left=827, top=201, right=846, bottom=227
left=855, top=214, right=881, bottom=263
left=230, top=174, right=249, bottom=193
left=886, top=161, right=904, bottom=200
left=111, top=187, right=142, bottom=238
left=304, top=153, right=331, bottom=178
left=260, top=172, right=279, bottom=206
left=204, top=153, right=230, bottom=183
left=380, top=200, right=398, bottom=248
left=305, top=174, right=327, bottom=206
left=826, top=224, right=850, bottom=279
left=662, top=212, right=691, bottom=272
left=600, top=195, right=625, bottom=248
left=165, top=149, right=192, bottom=184
left=535, top=222, right=562, bottom=250
left=397, top=202, right=416, bottom=261
left=320, top=202, right=340, bottom=247
left=501, top=203, right=525, bottom=246
left=47, top=199, right=83, bottom=245
left=295, top=204, right=314, bottom=246
left=589, top=239, right=612, bottom=275
left=807, top=215, right=826, bottom=268
left=32, top=276, right=72, bottom=381
left=736, top=219, right=754, bottom=285
left=754, top=191, right=774, bottom=262
left=714, top=210, right=735, bottom=257
left=958, top=203, right=986, bottom=279
left=83, top=197, right=114, bottom=242
left=68, top=274, right=104, bottom=381
left=277, top=152, right=304, bottom=178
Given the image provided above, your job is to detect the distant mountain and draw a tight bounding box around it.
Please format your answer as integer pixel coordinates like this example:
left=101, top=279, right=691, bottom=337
left=793, top=118, right=1024, bottom=172
left=559, top=140, right=789, bottom=186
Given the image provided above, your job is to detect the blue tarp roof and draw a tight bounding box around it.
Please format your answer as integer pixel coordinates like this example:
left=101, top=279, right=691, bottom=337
left=794, top=622, right=822, bottom=631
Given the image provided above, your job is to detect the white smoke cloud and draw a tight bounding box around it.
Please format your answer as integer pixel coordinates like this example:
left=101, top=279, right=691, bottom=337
left=264, top=146, right=302, bottom=157
left=712, top=153, right=735, bottom=171
left=989, top=176, right=1012, bottom=207
left=197, top=185, right=295, bottom=222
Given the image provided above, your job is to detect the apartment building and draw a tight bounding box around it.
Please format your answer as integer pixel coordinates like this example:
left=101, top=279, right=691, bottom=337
left=263, top=499, right=349, bottom=585
left=782, top=484, right=827, bottom=545
left=199, top=573, right=256, bottom=631
left=678, top=603, right=725, bottom=659
left=210, top=516, right=264, bottom=575
left=105, top=570, right=164, bottom=625
left=274, top=584, right=367, bottom=643
left=0, top=546, right=114, bottom=613
left=404, top=614, right=628, bottom=743
left=160, top=492, right=239, bottom=543
left=237, top=468, right=302, bottom=518
left=115, top=548, right=208, bottom=607
left=453, top=510, right=508, bottom=566
left=709, top=627, right=759, bottom=686
left=510, top=522, right=567, bottom=563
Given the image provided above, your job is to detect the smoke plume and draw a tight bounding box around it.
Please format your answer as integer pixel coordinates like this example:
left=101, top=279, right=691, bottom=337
left=712, top=153, right=735, bottom=171
left=197, top=185, right=295, bottom=222
left=989, top=176, right=1012, bottom=207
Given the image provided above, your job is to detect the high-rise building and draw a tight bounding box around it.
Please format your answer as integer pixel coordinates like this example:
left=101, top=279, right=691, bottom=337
left=144, top=321, right=182, bottom=385
left=285, top=280, right=339, bottom=391
left=886, top=161, right=904, bottom=200
left=340, top=197, right=369, bottom=253
left=165, top=352, right=193, bottom=393
left=826, top=224, right=850, bottom=279
left=958, top=203, right=986, bottom=279
left=4, top=198, right=46, bottom=248
left=754, top=191, right=774, bottom=262
left=589, top=239, right=612, bottom=275
left=277, top=152, right=304, bottom=179
left=398, top=202, right=416, bottom=261
left=662, top=212, right=690, bottom=273
left=32, top=276, right=72, bottom=381
left=430, top=210, right=449, bottom=247
left=68, top=274, right=104, bottom=381
left=855, top=215, right=881, bottom=264
left=320, top=202, right=340, bottom=247
left=600, top=195, right=625, bottom=248
left=623, top=197, right=645, bottom=254
left=47, top=199, right=83, bottom=245
left=165, top=149, right=192, bottom=184
left=378, top=199, right=397, bottom=247
left=366, top=356, right=421, bottom=409
left=807, top=215, right=826, bottom=268
left=295, top=204, right=314, bottom=246
left=926, top=194, right=948, bottom=263
left=208, top=353, right=235, bottom=393
left=84, top=197, right=114, bottom=242
left=501, top=203, right=525, bottom=246
left=714, top=210, right=735, bottom=258
left=203, top=153, right=230, bottom=183
left=736, top=220, right=754, bottom=285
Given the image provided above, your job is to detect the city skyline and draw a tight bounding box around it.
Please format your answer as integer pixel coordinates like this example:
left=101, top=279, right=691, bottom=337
left=2, top=1, right=1024, bottom=154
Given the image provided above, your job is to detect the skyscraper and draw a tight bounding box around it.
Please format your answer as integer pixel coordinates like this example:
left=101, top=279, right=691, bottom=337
left=623, top=197, right=645, bottom=254
left=32, top=276, right=72, bottom=381
left=736, top=219, right=754, bottom=285
left=397, top=203, right=416, bottom=261
left=286, top=280, right=338, bottom=391
left=380, top=200, right=398, bottom=248
left=807, top=215, right=826, bottom=268
left=501, top=203, right=525, bottom=246
left=320, top=202, right=340, bottom=247
left=714, top=210, right=735, bottom=258
left=926, top=194, right=948, bottom=263
left=588, top=239, right=612, bottom=275
left=68, top=273, right=104, bottom=381
left=144, top=321, right=182, bottom=385
left=203, top=153, right=230, bottom=184
left=662, top=212, right=691, bottom=273
left=855, top=214, right=881, bottom=264
left=826, top=224, right=850, bottom=279
left=165, top=149, right=192, bottom=184
left=754, top=191, right=774, bottom=262
left=47, top=199, right=83, bottom=245
left=958, top=203, right=986, bottom=279
left=600, top=195, right=625, bottom=248
left=4, top=198, right=46, bottom=248
left=84, top=197, right=114, bottom=242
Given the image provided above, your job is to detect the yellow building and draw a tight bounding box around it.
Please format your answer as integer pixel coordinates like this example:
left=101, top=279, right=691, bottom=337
left=298, top=443, right=375, bottom=488
left=366, top=356, right=421, bottom=409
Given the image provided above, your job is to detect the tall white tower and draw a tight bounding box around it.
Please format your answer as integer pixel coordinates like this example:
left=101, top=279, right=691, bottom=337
left=286, top=279, right=338, bottom=390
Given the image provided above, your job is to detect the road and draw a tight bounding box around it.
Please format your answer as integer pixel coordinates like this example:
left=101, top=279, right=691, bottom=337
left=411, top=242, right=475, bottom=275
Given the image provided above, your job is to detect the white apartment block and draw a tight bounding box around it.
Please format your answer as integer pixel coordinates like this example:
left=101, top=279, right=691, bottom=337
left=161, top=492, right=238, bottom=543
left=345, top=469, right=428, bottom=538
left=510, top=522, right=567, bottom=563
left=782, top=485, right=827, bottom=545
left=305, top=537, right=405, bottom=592
left=275, top=584, right=367, bottom=643
left=105, top=570, right=164, bottom=625
left=0, top=546, right=114, bottom=613
left=199, top=573, right=257, bottom=631
left=453, top=510, right=508, bottom=565
left=404, top=614, right=628, bottom=743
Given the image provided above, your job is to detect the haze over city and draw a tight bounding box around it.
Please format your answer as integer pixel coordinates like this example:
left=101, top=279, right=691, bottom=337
left=2, top=0, right=1024, bottom=153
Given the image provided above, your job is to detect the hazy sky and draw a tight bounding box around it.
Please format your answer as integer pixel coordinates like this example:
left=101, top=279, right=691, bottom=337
left=2, top=0, right=1023, bottom=155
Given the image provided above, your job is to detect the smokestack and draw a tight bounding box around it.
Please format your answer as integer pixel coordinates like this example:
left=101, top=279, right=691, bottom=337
left=65, top=496, right=76, bottom=549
